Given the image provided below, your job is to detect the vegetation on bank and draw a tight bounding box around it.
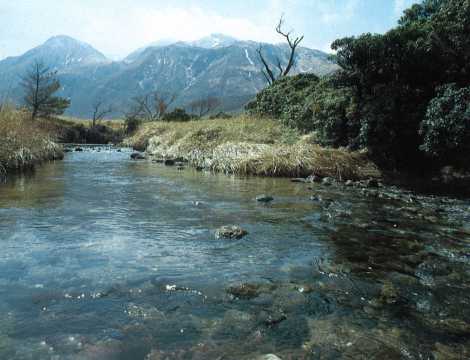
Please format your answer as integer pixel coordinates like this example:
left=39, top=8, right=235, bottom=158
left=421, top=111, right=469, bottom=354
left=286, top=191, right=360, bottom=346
left=0, top=107, right=63, bottom=178
left=248, top=0, right=470, bottom=173
left=125, top=116, right=380, bottom=180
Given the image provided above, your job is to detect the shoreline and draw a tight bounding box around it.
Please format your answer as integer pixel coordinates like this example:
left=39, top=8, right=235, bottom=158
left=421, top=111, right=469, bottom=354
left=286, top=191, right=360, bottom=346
left=124, top=116, right=381, bottom=182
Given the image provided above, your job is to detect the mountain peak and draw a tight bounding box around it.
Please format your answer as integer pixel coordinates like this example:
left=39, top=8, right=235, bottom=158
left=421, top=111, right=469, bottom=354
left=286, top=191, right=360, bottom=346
left=189, top=34, right=238, bottom=49
left=15, top=35, right=110, bottom=67
left=44, top=35, right=86, bottom=47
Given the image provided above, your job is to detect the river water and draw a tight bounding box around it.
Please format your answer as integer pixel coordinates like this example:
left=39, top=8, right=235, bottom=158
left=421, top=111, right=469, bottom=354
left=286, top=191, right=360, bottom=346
left=0, top=148, right=469, bottom=359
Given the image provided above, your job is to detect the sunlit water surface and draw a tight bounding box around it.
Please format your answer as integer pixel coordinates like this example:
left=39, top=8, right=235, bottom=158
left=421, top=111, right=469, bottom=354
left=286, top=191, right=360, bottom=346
left=0, top=148, right=469, bottom=359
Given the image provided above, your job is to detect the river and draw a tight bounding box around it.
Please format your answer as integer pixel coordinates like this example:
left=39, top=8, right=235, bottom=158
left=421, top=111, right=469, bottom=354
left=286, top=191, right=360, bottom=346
left=0, top=148, right=469, bottom=359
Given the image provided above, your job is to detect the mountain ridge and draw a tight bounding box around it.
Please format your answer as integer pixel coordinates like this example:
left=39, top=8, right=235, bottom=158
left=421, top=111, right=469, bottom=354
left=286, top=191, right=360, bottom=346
left=0, top=34, right=338, bottom=118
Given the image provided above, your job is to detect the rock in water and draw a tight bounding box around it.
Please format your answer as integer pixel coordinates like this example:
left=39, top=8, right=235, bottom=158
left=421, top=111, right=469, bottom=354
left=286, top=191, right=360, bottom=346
left=256, top=195, right=274, bottom=203
left=164, top=159, right=175, bottom=166
left=215, top=225, right=248, bottom=240
left=256, top=355, right=282, bottom=360
left=130, top=152, right=145, bottom=160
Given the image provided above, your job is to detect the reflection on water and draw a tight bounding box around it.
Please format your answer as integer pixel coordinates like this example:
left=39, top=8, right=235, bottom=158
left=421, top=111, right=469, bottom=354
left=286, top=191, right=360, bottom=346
left=0, top=148, right=469, bottom=359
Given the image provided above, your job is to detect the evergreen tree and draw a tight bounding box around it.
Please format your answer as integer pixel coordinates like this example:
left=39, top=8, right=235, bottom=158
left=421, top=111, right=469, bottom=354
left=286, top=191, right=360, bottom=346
left=21, top=61, right=70, bottom=120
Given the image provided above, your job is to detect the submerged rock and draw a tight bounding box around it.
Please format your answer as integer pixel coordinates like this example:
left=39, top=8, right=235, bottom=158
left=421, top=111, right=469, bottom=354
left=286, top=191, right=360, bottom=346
left=215, top=225, right=248, bottom=240
left=75, top=147, right=84, bottom=152
left=227, top=283, right=261, bottom=299
left=256, top=195, right=274, bottom=203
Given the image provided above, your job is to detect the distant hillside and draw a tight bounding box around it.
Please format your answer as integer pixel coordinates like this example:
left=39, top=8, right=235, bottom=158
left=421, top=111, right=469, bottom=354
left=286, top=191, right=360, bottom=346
left=0, top=34, right=338, bottom=118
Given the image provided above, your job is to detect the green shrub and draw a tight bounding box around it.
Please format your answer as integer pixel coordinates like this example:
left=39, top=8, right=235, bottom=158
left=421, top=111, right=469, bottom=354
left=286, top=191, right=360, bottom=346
left=420, top=84, right=470, bottom=166
left=246, top=73, right=319, bottom=132
left=162, top=108, right=191, bottom=122
left=125, top=116, right=142, bottom=134
left=309, top=78, right=359, bottom=148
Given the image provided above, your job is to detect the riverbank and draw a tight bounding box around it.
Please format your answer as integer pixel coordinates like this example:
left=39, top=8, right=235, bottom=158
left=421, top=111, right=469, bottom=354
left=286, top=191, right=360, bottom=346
left=0, top=108, right=64, bottom=179
left=125, top=116, right=380, bottom=181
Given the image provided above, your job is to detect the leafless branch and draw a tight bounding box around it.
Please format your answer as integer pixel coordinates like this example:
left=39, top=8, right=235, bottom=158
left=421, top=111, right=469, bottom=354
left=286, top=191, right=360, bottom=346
left=92, top=100, right=113, bottom=127
left=256, top=16, right=304, bottom=84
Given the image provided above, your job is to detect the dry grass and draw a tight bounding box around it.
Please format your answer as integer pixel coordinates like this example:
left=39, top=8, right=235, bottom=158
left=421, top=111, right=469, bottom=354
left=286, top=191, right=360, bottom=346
left=126, top=116, right=380, bottom=180
left=0, top=106, right=63, bottom=178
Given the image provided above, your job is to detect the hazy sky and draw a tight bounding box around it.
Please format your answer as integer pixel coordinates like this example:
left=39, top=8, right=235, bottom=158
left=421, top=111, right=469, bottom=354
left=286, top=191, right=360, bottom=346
left=0, top=0, right=417, bottom=60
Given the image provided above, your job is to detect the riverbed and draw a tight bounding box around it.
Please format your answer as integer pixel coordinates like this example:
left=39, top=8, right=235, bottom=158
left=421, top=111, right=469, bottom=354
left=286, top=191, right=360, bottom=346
left=0, top=148, right=469, bottom=359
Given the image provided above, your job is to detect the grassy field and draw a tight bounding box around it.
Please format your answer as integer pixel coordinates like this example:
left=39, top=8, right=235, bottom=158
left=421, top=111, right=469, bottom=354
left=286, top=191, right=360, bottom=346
left=0, top=107, right=64, bottom=178
left=126, top=116, right=380, bottom=180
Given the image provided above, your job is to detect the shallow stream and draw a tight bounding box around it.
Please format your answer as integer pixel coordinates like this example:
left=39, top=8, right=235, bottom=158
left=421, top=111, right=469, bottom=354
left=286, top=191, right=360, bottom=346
left=0, top=148, right=469, bottom=359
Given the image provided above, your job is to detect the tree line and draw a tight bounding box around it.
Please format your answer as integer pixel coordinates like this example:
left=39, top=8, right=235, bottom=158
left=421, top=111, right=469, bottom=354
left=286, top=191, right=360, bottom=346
left=12, top=61, right=225, bottom=133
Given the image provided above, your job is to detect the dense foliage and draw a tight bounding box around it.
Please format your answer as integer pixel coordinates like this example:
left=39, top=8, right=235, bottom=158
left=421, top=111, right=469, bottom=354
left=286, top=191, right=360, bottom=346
left=246, top=74, right=319, bottom=132
left=248, top=0, right=470, bottom=170
left=420, top=84, right=470, bottom=165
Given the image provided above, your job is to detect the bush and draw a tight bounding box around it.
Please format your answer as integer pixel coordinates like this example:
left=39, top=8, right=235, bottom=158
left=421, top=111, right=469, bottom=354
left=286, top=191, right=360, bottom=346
left=162, top=108, right=191, bottom=122
left=209, top=112, right=233, bottom=120
left=125, top=116, right=142, bottom=134
left=420, top=84, right=470, bottom=167
left=309, top=78, right=359, bottom=148
left=246, top=74, right=319, bottom=132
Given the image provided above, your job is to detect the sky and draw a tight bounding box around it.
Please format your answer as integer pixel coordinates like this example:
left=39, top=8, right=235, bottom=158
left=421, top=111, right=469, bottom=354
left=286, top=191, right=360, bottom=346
left=0, top=0, right=417, bottom=60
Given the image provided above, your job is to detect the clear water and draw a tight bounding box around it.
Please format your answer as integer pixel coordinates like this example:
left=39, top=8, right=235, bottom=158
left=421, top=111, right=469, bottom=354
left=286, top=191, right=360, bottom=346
left=0, top=148, right=469, bottom=359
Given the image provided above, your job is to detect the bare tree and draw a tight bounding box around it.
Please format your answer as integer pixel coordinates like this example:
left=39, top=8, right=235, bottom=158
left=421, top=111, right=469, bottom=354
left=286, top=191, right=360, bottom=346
left=257, top=16, right=304, bottom=85
left=91, top=100, right=113, bottom=127
left=20, top=60, right=70, bottom=119
left=127, top=91, right=176, bottom=122
left=189, top=96, right=221, bottom=117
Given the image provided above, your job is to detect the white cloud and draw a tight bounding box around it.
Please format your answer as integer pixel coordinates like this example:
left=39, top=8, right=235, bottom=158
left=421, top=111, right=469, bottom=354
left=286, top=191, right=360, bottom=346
left=68, top=5, right=279, bottom=58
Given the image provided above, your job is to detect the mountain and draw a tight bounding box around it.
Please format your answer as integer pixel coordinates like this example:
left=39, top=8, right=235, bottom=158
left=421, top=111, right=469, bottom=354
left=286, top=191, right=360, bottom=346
left=188, top=33, right=238, bottom=49
left=124, top=38, right=178, bottom=63
left=0, top=35, right=338, bottom=118
left=0, top=35, right=108, bottom=72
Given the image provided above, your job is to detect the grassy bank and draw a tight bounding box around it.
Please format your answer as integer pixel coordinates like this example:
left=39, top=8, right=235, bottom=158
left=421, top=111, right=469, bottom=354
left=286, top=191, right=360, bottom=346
left=125, top=116, right=380, bottom=180
left=0, top=107, right=64, bottom=179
